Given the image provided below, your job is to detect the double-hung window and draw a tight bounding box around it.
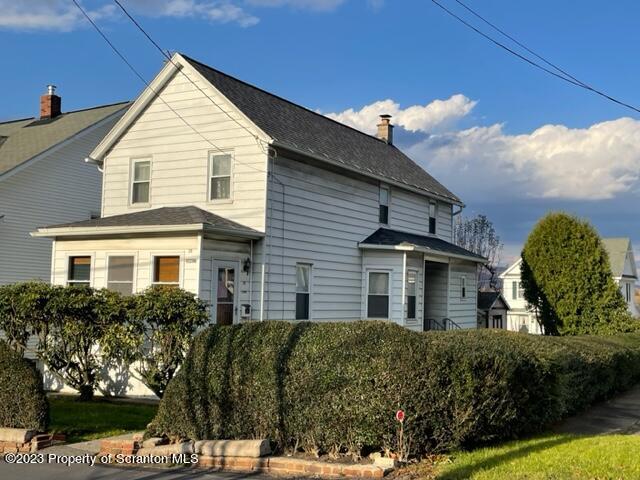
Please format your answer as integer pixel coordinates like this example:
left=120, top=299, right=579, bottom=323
left=209, top=153, right=232, bottom=201
left=626, top=283, right=632, bottom=302
left=368, top=271, right=390, bottom=318
left=153, top=256, right=180, bottom=286
left=107, top=256, right=135, bottom=295
left=131, top=159, right=151, bottom=204
left=68, top=256, right=91, bottom=286
left=379, top=186, right=389, bottom=225
left=428, top=201, right=437, bottom=234
left=461, top=276, right=467, bottom=299
left=295, top=263, right=311, bottom=320
left=406, top=270, right=417, bottom=320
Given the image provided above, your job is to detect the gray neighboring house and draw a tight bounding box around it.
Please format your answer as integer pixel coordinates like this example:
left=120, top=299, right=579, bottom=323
left=0, top=86, right=129, bottom=285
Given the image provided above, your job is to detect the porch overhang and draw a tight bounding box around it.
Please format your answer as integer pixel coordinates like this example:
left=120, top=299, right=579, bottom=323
left=30, top=206, right=264, bottom=241
left=359, top=228, right=486, bottom=264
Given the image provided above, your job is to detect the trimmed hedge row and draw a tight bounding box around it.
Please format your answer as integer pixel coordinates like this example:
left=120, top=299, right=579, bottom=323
left=148, top=322, right=640, bottom=456
left=0, top=340, right=49, bottom=431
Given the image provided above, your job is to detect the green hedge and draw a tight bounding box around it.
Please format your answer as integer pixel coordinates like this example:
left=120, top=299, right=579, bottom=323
left=0, top=340, right=49, bottom=431
left=148, top=322, right=640, bottom=456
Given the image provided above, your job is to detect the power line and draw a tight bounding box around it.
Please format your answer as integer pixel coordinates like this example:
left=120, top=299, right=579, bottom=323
left=431, top=0, right=640, bottom=115
left=70, top=0, right=268, bottom=176
left=451, top=0, right=589, bottom=88
left=112, top=0, right=271, bottom=152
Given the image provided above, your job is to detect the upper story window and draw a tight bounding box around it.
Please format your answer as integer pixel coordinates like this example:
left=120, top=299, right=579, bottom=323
left=153, top=256, right=180, bottom=286
left=68, top=256, right=91, bottom=286
left=428, top=201, right=437, bottom=234
left=379, top=185, right=389, bottom=225
left=512, top=281, right=524, bottom=300
left=626, top=283, right=632, bottom=302
left=209, top=153, right=233, bottom=201
left=461, top=276, right=467, bottom=299
left=296, top=263, right=311, bottom=320
left=131, top=158, right=151, bottom=204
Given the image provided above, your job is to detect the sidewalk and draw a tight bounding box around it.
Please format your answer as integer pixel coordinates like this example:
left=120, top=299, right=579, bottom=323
left=553, top=384, right=640, bottom=435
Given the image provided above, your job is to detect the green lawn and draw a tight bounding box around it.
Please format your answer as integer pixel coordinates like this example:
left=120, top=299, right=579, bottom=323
left=48, top=395, right=158, bottom=443
left=416, top=434, right=640, bottom=479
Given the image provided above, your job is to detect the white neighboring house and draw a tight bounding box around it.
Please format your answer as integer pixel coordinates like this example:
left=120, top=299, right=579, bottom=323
left=33, top=54, right=485, bottom=396
left=0, top=87, right=129, bottom=285
left=500, top=237, right=639, bottom=334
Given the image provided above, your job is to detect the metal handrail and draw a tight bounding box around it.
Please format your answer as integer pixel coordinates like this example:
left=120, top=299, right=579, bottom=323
left=443, top=317, right=462, bottom=330
left=423, top=317, right=446, bottom=331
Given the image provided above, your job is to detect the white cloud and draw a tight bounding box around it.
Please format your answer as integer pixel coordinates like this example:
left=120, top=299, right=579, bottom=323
left=246, top=0, right=346, bottom=11
left=0, top=1, right=115, bottom=32
left=0, top=0, right=378, bottom=31
left=126, top=0, right=259, bottom=27
left=410, top=117, right=640, bottom=201
left=324, top=95, right=478, bottom=134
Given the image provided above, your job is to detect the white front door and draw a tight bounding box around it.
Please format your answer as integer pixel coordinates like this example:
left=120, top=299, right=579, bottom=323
left=212, top=260, right=238, bottom=325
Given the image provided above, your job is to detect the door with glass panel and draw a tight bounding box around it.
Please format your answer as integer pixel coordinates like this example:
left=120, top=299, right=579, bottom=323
left=212, top=260, right=238, bottom=325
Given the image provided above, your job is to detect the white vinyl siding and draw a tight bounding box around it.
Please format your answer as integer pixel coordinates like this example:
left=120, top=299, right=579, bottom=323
left=447, top=260, right=477, bottom=329
left=0, top=112, right=121, bottom=285
left=101, top=67, right=267, bottom=232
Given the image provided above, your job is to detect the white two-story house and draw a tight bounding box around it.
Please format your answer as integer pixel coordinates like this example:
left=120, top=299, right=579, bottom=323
left=500, top=237, right=638, bottom=334
left=34, top=53, right=485, bottom=334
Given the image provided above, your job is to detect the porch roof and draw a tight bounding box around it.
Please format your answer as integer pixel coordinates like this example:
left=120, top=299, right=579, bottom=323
left=478, top=291, right=510, bottom=311
left=32, top=206, right=263, bottom=239
left=359, top=228, right=486, bottom=263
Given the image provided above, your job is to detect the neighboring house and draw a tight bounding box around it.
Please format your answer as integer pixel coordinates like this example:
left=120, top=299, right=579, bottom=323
left=0, top=86, right=129, bottom=285
left=34, top=53, right=484, bottom=342
left=500, top=237, right=639, bottom=334
left=477, top=291, right=510, bottom=329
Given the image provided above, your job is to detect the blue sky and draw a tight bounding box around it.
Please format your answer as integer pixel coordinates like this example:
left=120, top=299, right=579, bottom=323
left=3, top=0, right=640, bottom=264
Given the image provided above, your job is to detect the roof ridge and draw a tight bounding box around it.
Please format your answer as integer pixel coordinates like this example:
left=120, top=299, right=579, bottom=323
left=0, top=117, right=34, bottom=125
left=180, top=53, right=392, bottom=146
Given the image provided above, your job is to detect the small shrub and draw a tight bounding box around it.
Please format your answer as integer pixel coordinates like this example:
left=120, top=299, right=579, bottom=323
left=147, top=322, right=640, bottom=457
left=0, top=340, right=48, bottom=431
left=103, top=285, right=209, bottom=398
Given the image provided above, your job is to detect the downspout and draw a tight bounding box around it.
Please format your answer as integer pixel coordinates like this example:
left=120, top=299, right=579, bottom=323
left=249, top=239, right=253, bottom=319
left=401, top=251, right=407, bottom=326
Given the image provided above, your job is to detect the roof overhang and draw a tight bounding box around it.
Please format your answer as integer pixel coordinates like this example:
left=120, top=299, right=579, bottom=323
left=273, top=141, right=465, bottom=207
left=358, top=242, right=486, bottom=264
left=31, top=223, right=264, bottom=240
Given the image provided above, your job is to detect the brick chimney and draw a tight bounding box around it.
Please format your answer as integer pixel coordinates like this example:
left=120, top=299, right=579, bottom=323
left=40, top=85, right=61, bottom=120
left=376, top=114, right=393, bottom=145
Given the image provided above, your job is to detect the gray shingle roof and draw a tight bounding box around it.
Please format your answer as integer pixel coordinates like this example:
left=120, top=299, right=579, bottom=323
left=360, top=228, right=486, bottom=261
left=44, top=206, right=262, bottom=237
left=182, top=55, right=462, bottom=204
left=0, top=102, right=130, bottom=177
left=478, top=291, right=503, bottom=310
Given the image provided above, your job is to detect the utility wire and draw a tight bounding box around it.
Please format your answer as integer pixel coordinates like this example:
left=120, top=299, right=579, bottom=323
left=451, top=0, right=588, bottom=88
left=112, top=0, right=271, bottom=152
left=431, top=0, right=640, bottom=115
left=71, top=0, right=268, bottom=175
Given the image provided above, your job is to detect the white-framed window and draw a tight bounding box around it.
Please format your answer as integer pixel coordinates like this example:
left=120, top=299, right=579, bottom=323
left=68, top=256, right=91, bottom=286
left=367, top=271, right=390, bottom=318
left=153, top=256, right=180, bottom=286
left=512, top=281, right=524, bottom=300
left=131, top=158, right=151, bottom=204
left=406, top=269, right=417, bottom=320
left=107, top=256, right=135, bottom=295
left=428, top=201, right=437, bottom=235
left=295, top=263, right=311, bottom=320
left=461, top=276, right=467, bottom=299
left=209, top=152, right=233, bottom=201
left=379, top=185, right=389, bottom=225
left=626, top=283, right=632, bottom=302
